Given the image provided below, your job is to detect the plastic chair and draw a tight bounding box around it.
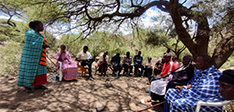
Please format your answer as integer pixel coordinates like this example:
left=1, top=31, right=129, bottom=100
left=57, top=61, right=63, bottom=81
left=195, top=100, right=230, bottom=112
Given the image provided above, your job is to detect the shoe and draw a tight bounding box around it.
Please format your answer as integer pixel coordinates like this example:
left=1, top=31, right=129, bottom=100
left=89, top=77, right=94, bottom=80
left=34, top=85, right=48, bottom=90
left=84, top=65, right=89, bottom=68
left=24, top=87, right=34, bottom=93
left=140, top=99, right=146, bottom=104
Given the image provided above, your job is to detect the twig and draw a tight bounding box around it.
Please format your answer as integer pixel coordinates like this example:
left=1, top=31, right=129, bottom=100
left=136, top=101, right=167, bottom=112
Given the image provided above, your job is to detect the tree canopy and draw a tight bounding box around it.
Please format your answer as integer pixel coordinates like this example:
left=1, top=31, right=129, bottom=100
left=1, top=0, right=234, bottom=68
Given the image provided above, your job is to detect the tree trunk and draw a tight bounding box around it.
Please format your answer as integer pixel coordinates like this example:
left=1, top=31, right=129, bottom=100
left=212, top=25, right=234, bottom=68
left=169, top=0, right=210, bottom=62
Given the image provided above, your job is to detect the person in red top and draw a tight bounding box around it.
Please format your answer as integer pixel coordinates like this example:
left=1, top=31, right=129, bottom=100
left=158, top=53, right=178, bottom=77
left=148, top=53, right=178, bottom=82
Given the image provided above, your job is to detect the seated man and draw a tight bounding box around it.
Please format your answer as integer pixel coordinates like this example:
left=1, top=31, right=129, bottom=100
left=76, top=46, right=94, bottom=80
left=153, top=59, right=163, bottom=75
left=150, top=55, right=194, bottom=101
left=144, top=57, right=153, bottom=77
left=111, top=53, right=122, bottom=77
left=98, top=51, right=109, bottom=76
left=133, top=51, right=144, bottom=76
left=165, top=55, right=223, bottom=112
left=56, top=45, right=78, bottom=81
left=122, top=52, right=133, bottom=76
left=149, top=53, right=178, bottom=82
left=219, top=69, right=234, bottom=100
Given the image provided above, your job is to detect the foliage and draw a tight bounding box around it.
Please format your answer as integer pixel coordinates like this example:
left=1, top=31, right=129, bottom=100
left=2, top=0, right=231, bottom=68
left=145, top=28, right=168, bottom=46
left=0, top=19, right=27, bottom=42
left=0, top=41, right=22, bottom=75
left=56, top=31, right=169, bottom=64
left=1, top=0, right=234, bottom=68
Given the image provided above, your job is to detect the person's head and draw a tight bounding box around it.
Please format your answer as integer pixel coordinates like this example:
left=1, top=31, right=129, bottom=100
left=83, top=46, right=88, bottom=53
left=156, top=60, right=161, bottom=66
left=172, top=56, right=177, bottom=61
left=104, top=51, right=108, bottom=56
left=219, top=70, right=234, bottom=100
left=148, top=57, right=152, bottom=62
left=163, top=53, right=172, bottom=63
left=195, top=55, right=213, bottom=70
left=60, top=44, right=66, bottom=51
left=126, top=52, right=130, bottom=57
left=138, top=51, right=141, bottom=56
left=29, top=21, right=44, bottom=32
left=116, top=53, right=120, bottom=57
left=182, top=55, right=193, bottom=66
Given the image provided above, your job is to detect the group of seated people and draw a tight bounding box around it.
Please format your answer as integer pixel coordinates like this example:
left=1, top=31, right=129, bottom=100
left=56, top=44, right=179, bottom=80
left=97, top=50, right=177, bottom=77
left=146, top=53, right=234, bottom=112
left=55, top=44, right=234, bottom=111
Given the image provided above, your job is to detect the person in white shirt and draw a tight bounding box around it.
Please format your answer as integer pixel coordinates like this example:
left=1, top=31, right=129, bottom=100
left=76, top=46, right=94, bottom=80
left=144, top=57, right=153, bottom=77
left=98, top=51, right=109, bottom=76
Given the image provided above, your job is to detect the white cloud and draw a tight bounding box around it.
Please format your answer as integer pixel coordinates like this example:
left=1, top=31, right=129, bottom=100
left=139, top=8, right=170, bottom=28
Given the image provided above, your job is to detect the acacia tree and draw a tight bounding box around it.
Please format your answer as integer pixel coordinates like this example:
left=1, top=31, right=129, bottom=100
left=1, top=0, right=234, bottom=68
left=145, top=28, right=186, bottom=59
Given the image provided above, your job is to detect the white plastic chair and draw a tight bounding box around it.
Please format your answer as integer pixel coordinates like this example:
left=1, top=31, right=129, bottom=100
left=195, top=100, right=230, bottom=112
left=57, top=61, right=63, bottom=81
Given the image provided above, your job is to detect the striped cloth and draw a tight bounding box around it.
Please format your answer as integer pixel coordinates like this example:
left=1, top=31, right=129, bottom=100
left=165, top=65, right=223, bottom=112
left=18, top=29, right=47, bottom=87
left=39, top=37, right=47, bottom=66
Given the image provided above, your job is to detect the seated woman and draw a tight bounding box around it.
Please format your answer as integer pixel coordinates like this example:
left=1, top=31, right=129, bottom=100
left=56, top=45, right=78, bottom=81
left=98, top=51, right=109, bottom=76
left=150, top=55, right=194, bottom=101
left=144, top=57, right=153, bottom=77
left=172, top=56, right=180, bottom=68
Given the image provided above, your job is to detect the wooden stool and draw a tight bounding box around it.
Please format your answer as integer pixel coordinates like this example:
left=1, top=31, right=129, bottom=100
left=79, top=66, right=88, bottom=77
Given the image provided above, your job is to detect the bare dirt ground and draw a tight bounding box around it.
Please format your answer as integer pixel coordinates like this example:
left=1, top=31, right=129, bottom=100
left=0, top=70, right=164, bottom=112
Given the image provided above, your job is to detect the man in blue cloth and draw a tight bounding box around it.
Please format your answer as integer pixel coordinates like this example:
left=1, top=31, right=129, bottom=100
left=165, top=55, right=223, bottom=112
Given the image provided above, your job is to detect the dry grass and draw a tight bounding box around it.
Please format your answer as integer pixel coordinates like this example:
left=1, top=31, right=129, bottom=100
left=0, top=41, right=22, bottom=76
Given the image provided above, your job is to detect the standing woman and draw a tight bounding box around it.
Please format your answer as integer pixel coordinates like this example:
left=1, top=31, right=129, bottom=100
left=18, top=21, right=49, bottom=92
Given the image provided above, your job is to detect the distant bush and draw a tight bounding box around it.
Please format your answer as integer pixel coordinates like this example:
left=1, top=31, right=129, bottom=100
left=0, top=41, right=22, bottom=75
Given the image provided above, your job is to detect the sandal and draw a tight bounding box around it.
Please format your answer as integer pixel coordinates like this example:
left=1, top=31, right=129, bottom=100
left=34, top=85, right=48, bottom=89
left=24, top=87, right=34, bottom=93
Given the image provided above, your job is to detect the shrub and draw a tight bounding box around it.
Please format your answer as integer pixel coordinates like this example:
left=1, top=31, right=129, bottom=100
left=0, top=41, right=22, bottom=75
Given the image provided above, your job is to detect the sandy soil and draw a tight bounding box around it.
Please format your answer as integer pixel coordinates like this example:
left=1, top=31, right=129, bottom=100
left=0, top=71, right=164, bottom=112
